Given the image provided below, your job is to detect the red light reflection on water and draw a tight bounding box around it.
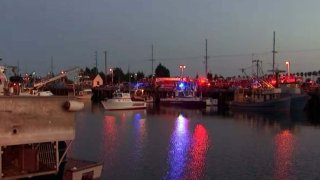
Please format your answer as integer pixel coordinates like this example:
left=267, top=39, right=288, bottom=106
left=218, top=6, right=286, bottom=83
left=186, top=124, right=209, bottom=179
left=103, top=116, right=117, bottom=158
left=165, top=114, right=190, bottom=179
left=274, top=130, right=295, bottom=180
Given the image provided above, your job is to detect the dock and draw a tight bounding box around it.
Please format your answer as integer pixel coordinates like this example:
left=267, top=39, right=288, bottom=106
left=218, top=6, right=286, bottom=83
left=0, top=96, right=101, bottom=179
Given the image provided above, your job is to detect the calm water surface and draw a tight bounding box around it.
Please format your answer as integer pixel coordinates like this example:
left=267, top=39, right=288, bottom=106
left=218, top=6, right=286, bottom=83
left=68, top=102, right=320, bottom=179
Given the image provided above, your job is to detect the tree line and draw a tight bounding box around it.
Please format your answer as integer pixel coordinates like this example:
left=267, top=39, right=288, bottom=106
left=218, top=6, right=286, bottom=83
left=80, top=63, right=170, bottom=84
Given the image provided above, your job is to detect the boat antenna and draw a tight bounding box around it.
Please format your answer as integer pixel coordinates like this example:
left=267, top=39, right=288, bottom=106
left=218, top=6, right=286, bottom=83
left=252, top=59, right=261, bottom=79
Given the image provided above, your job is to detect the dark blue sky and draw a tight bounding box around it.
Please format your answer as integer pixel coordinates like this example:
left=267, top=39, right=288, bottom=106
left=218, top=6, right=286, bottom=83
left=1, top=0, right=320, bottom=77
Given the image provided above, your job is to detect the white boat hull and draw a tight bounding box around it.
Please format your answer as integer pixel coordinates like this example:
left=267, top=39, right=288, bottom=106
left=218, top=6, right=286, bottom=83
left=101, top=100, right=146, bottom=110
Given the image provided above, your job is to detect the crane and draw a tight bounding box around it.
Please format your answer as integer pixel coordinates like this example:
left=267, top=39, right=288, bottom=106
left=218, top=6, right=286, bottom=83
left=33, top=67, right=80, bottom=89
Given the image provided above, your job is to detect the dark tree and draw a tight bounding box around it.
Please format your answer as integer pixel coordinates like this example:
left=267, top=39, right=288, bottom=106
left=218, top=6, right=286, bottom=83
left=136, top=71, right=145, bottom=81
left=155, top=63, right=170, bottom=77
left=10, top=75, right=23, bottom=83
left=312, top=71, right=318, bottom=77
left=113, top=67, right=125, bottom=83
left=207, top=72, right=213, bottom=82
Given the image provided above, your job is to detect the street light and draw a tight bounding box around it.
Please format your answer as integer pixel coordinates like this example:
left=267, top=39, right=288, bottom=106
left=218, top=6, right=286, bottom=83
left=109, top=68, right=113, bottom=85
left=285, top=61, right=290, bottom=76
left=179, top=65, right=186, bottom=78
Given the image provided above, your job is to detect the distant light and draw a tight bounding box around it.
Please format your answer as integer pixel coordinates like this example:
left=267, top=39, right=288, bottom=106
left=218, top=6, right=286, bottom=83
left=179, top=65, right=186, bottom=69
left=178, top=82, right=185, bottom=89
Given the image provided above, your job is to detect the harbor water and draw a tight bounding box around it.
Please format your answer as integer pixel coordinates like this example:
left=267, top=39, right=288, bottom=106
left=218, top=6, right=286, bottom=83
left=68, top=102, right=320, bottom=179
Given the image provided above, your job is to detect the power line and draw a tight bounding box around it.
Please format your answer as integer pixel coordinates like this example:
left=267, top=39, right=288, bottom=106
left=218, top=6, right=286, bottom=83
left=140, top=47, right=320, bottom=63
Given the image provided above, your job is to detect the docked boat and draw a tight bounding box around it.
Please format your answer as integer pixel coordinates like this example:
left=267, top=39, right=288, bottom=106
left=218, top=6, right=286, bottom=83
left=76, top=88, right=93, bottom=100
left=159, top=81, right=206, bottom=109
left=230, top=83, right=291, bottom=112
left=101, top=91, right=146, bottom=110
left=19, top=89, right=54, bottom=96
left=279, top=82, right=309, bottom=111
left=131, top=88, right=154, bottom=103
left=205, top=98, right=218, bottom=106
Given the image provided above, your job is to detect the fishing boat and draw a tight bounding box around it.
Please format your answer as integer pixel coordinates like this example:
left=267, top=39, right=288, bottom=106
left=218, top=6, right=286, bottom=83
left=278, top=83, right=309, bottom=110
left=101, top=90, right=146, bottom=110
left=230, top=80, right=291, bottom=112
left=277, top=75, right=310, bottom=111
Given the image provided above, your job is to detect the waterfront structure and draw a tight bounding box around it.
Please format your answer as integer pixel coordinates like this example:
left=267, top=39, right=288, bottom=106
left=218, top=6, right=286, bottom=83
left=0, top=65, right=102, bottom=179
left=93, top=74, right=103, bottom=87
left=0, top=97, right=85, bottom=179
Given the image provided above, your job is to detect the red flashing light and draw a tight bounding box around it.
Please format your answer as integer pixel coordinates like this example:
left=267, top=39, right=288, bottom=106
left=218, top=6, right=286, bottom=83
left=270, top=79, right=277, bottom=86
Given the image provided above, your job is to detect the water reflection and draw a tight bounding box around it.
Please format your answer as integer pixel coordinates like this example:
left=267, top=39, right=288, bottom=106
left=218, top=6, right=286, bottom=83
left=71, top=103, right=320, bottom=179
left=103, top=114, right=118, bottom=161
left=273, top=130, right=295, bottom=180
left=147, top=106, right=204, bottom=120
left=186, top=124, right=209, bottom=180
left=133, top=111, right=147, bottom=164
left=103, top=110, right=147, bottom=169
left=165, top=114, right=190, bottom=179
left=232, top=111, right=298, bottom=180
left=232, top=111, right=302, bottom=131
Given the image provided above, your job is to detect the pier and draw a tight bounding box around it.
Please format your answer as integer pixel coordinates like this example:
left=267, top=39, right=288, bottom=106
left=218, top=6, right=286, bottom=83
left=0, top=96, right=87, bottom=179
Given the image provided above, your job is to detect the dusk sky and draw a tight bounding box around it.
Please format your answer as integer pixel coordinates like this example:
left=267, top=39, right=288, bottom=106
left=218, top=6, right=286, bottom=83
left=1, top=0, right=320, bottom=77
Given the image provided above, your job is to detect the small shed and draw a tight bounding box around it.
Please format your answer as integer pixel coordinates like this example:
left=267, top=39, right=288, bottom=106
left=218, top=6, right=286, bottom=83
left=93, top=74, right=103, bottom=87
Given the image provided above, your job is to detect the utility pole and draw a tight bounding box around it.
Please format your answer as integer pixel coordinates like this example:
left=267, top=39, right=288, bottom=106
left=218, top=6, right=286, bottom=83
left=95, top=51, right=98, bottom=74
left=151, top=44, right=154, bottom=77
left=17, top=60, right=20, bottom=75
left=51, top=56, right=53, bottom=76
left=104, top=50, right=107, bottom=83
left=272, top=31, right=277, bottom=74
left=150, top=44, right=154, bottom=77
left=205, top=39, right=208, bottom=76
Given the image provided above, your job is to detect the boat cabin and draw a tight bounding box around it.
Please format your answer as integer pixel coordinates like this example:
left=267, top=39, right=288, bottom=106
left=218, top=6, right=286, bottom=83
left=234, top=87, right=282, bottom=103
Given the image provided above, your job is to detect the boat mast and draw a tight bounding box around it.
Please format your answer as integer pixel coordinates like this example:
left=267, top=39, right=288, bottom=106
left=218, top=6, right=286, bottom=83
left=152, top=45, right=154, bottom=77
left=205, top=39, right=208, bottom=76
left=272, top=31, right=277, bottom=75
